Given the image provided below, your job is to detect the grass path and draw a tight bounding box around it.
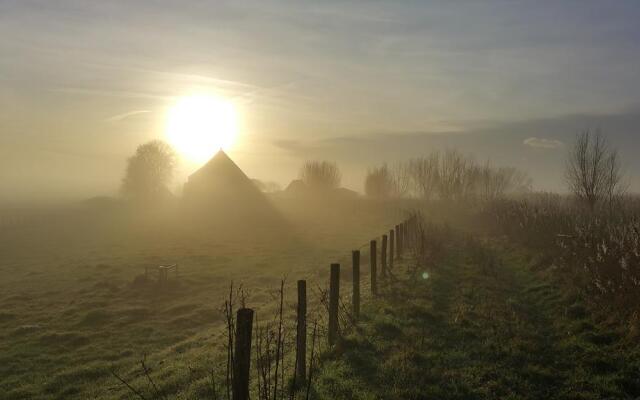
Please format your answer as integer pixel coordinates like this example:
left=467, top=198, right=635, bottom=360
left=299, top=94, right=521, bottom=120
left=313, top=241, right=640, bottom=399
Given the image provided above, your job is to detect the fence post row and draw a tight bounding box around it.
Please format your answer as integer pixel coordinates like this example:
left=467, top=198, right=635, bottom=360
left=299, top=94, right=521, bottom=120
left=381, top=234, right=388, bottom=278
left=370, top=240, right=377, bottom=296
left=389, top=229, right=395, bottom=269
left=233, top=308, right=254, bottom=400
left=352, top=251, right=360, bottom=320
left=328, top=263, right=340, bottom=346
left=227, top=217, right=417, bottom=398
left=296, top=280, right=307, bottom=382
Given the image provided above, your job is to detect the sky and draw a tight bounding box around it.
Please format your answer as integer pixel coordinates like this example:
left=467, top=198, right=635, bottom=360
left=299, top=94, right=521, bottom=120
left=2, top=0, right=640, bottom=202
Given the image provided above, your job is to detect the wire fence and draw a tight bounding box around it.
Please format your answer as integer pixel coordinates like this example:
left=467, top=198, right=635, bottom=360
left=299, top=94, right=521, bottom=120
left=227, top=214, right=420, bottom=400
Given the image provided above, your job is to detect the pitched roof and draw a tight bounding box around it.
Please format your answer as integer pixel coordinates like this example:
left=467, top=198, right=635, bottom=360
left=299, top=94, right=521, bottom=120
left=188, top=149, right=250, bottom=185
left=183, top=149, right=284, bottom=225
left=184, top=149, right=267, bottom=202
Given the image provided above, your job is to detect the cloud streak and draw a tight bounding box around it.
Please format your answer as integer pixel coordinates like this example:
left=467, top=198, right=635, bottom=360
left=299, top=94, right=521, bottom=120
left=105, top=110, right=151, bottom=123
left=523, top=137, right=564, bottom=149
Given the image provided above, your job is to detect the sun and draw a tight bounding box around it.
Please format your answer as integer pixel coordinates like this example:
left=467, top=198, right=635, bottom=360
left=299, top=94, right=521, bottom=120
left=165, top=94, right=238, bottom=163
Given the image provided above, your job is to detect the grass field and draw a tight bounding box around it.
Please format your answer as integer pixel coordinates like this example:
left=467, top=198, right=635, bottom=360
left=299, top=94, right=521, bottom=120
left=0, top=196, right=406, bottom=399
left=3, top=199, right=640, bottom=399
left=314, top=234, right=640, bottom=399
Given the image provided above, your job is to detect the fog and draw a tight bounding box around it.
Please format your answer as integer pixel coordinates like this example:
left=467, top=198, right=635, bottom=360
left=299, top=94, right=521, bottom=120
left=3, top=1, right=640, bottom=398
left=6, top=108, right=640, bottom=207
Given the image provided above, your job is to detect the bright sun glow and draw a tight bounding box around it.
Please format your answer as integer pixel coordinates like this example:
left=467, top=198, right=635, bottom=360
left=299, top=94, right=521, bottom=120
left=166, top=94, right=238, bottom=163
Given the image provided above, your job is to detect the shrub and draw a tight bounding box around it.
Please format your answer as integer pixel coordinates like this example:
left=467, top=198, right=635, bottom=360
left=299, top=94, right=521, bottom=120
left=300, top=161, right=341, bottom=190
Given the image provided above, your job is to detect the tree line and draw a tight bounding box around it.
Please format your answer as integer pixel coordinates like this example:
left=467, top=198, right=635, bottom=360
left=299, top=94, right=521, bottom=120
left=364, top=150, right=532, bottom=202
left=118, top=129, right=626, bottom=212
left=300, top=130, right=627, bottom=212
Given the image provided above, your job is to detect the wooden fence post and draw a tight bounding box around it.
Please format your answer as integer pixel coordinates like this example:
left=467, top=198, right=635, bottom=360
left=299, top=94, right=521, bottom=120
left=352, top=251, right=360, bottom=320
left=411, top=220, right=415, bottom=247
left=395, top=224, right=401, bottom=259
left=296, top=280, right=307, bottom=382
left=381, top=234, right=388, bottom=278
left=370, top=240, right=377, bottom=296
left=405, top=221, right=410, bottom=247
left=328, top=263, right=340, bottom=346
left=233, top=308, right=254, bottom=400
left=389, top=229, right=395, bottom=269
left=401, top=223, right=405, bottom=258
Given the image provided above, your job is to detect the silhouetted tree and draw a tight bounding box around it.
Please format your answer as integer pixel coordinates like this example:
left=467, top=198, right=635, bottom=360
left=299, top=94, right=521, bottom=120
left=392, top=162, right=413, bottom=198
left=408, top=153, right=440, bottom=200
left=391, top=151, right=532, bottom=202
left=121, top=140, right=176, bottom=201
left=300, top=161, right=341, bottom=190
left=438, top=149, right=471, bottom=201
left=507, top=168, right=534, bottom=194
left=604, top=150, right=627, bottom=213
left=364, top=164, right=395, bottom=198
left=478, top=163, right=532, bottom=201
left=565, top=130, right=624, bottom=212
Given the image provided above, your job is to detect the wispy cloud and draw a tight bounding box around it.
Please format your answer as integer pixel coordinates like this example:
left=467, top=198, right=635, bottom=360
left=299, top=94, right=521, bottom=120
left=51, top=86, right=170, bottom=100
left=523, top=137, right=564, bottom=149
left=104, top=110, right=151, bottom=123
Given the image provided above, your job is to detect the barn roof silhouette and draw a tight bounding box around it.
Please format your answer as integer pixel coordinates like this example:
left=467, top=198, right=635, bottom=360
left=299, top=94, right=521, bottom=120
left=183, top=150, right=280, bottom=224
left=187, top=149, right=250, bottom=186
left=184, top=150, right=260, bottom=198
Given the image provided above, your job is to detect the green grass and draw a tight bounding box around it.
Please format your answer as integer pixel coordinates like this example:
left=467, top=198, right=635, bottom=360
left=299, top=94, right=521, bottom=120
left=313, top=240, right=640, bottom=400
left=0, top=197, right=405, bottom=399
left=4, top=200, right=640, bottom=399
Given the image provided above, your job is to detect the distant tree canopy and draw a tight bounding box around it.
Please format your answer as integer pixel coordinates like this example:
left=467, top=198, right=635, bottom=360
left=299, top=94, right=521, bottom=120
left=364, top=164, right=396, bottom=198
left=565, top=129, right=625, bottom=212
left=365, top=150, right=532, bottom=202
left=300, top=161, right=342, bottom=190
left=121, top=140, right=176, bottom=201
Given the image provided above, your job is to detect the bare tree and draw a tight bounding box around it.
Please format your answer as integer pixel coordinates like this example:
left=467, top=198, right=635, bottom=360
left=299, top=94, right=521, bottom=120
left=364, top=164, right=396, bottom=198
left=460, top=160, right=481, bottom=201
left=299, top=161, right=341, bottom=190
left=391, top=162, right=413, bottom=198
left=565, top=130, right=624, bottom=211
left=408, top=153, right=440, bottom=200
left=389, top=150, right=533, bottom=202
left=478, top=162, right=507, bottom=202
left=507, top=168, right=533, bottom=194
left=604, top=149, right=627, bottom=214
left=478, top=164, right=532, bottom=201
left=438, top=149, right=471, bottom=201
left=121, top=140, right=176, bottom=201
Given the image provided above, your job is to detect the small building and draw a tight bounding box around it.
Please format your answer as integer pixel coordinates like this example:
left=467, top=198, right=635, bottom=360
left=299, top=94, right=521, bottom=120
left=183, top=150, right=279, bottom=221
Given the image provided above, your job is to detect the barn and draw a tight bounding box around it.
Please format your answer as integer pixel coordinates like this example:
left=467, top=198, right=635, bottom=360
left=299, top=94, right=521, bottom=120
left=183, top=150, right=280, bottom=222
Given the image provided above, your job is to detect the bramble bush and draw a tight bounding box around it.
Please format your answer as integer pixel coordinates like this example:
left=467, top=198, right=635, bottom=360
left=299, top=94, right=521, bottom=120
left=484, top=195, right=640, bottom=314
